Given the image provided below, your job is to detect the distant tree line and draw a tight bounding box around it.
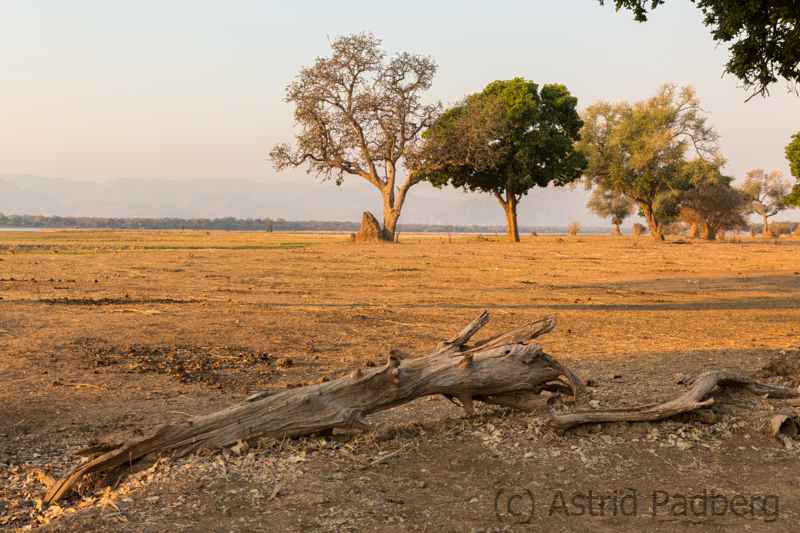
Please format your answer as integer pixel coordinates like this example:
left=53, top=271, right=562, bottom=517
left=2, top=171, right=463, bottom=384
left=0, top=213, right=621, bottom=234
left=0, top=214, right=273, bottom=231
left=0, top=214, right=356, bottom=232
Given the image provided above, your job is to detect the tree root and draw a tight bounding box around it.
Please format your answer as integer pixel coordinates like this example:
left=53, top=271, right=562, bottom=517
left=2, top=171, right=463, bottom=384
left=550, top=369, right=800, bottom=430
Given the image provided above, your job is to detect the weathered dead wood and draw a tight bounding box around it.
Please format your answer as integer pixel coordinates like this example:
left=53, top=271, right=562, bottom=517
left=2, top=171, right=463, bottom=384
left=742, top=411, right=799, bottom=438
left=551, top=369, right=800, bottom=430
left=714, top=403, right=800, bottom=438
left=46, top=312, right=577, bottom=503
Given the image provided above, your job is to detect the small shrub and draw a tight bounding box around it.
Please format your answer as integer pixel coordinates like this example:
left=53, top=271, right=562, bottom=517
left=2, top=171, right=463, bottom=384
left=662, top=222, right=688, bottom=236
left=567, top=221, right=581, bottom=236
left=632, top=223, right=647, bottom=236
left=749, top=224, right=759, bottom=237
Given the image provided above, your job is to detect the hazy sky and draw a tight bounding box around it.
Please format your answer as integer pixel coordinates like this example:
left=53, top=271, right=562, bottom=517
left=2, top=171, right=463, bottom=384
left=1, top=1, right=797, bottom=192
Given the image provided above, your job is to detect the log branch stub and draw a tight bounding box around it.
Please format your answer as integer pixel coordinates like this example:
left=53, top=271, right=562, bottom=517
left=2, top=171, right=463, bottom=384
left=444, top=310, right=490, bottom=349
left=456, top=396, right=475, bottom=416
left=467, top=314, right=556, bottom=353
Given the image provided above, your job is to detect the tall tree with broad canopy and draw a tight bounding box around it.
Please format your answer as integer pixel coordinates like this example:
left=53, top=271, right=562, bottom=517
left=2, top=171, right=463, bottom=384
left=577, top=83, right=722, bottom=241
left=784, top=132, right=800, bottom=236
left=586, top=189, right=636, bottom=235
left=423, top=79, right=587, bottom=243
left=740, top=168, right=792, bottom=236
left=600, top=1, right=800, bottom=101
left=677, top=159, right=749, bottom=240
left=270, top=33, right=441, bottom=241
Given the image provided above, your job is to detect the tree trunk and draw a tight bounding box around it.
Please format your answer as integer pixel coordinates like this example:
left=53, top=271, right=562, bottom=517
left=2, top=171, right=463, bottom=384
left=612, top=223, right=622, bottom=236
left=701, top=222, right=716, bottom=241
left=382, top=210, right=399, bottom=241
left=688, top=223, right=699, bottom=238
left=762, top=212, right=770, bottom=237
left=45, top=313, right=581, bottom=504
left=381, top=188, right=401, bottom=241
left=639, top=203, right=664, bottom=241
left=496, top=191, right=520, bottom=243
left=794, top=224, right=800, bottom=238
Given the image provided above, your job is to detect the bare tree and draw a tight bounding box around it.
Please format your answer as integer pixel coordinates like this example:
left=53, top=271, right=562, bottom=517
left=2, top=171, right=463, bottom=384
left=740, top=169, right=791, bottom=237
left=270, top=33, right=441, bottom=241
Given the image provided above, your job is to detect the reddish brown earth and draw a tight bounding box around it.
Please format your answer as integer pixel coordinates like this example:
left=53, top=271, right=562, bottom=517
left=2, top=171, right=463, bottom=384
left=1, top=230, right=799, bottom=532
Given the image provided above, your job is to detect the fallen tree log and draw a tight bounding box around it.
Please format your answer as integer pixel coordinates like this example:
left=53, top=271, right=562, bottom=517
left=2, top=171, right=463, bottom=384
left=46, top=311, right=581, bottom=503
left=45, top=313, right=800, bottom=505
left=550, top=369, right=800, bottom=430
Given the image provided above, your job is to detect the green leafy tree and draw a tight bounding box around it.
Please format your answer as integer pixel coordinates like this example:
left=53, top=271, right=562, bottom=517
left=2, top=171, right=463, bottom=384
left=678, top=159, right=749, bottom=240
left=586, top=188, right=636, bottom=235
left=784, top=133, right=800, bottom=230
left=600, top=1, right=800, bottom=100
left=578, top=83, right=722, bottom=241
left=423, top=78, right=587, bottom=242
left=740, top=168, right=792, bottom=236
left=270, top=33, right=441, bottom=241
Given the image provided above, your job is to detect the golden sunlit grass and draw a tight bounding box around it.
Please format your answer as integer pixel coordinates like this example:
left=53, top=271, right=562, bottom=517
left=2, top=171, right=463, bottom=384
left=0, top=230, right=339, bottom=252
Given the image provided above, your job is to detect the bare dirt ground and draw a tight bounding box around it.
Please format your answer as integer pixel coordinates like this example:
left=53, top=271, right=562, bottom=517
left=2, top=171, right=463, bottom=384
left=1, top=230, right=800, bottom=532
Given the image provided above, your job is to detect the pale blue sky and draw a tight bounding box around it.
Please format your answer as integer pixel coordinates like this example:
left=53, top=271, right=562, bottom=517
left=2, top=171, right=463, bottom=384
left=1, top=1, right=797, bottom=193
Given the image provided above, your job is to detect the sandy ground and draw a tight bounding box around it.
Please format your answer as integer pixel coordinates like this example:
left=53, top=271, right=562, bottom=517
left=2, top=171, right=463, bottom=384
left=1, top=230, right=799, bottom=532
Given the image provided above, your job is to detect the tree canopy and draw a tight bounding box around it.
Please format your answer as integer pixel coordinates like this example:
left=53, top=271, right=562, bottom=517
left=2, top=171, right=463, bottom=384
left=586, top=189, right=636, bottom=235
left=577, top=83, right=722, bottom=240
left=423, top=78, right=586, bottom=242
left=740, top=168, right=792, bottom=236
left=270, top=32, right=441, bottom=241
left=678, top=159, right=749, bottom=240
left=600, top=0, right=800, bottom=100
left=784, top=132, right=800, bottom=209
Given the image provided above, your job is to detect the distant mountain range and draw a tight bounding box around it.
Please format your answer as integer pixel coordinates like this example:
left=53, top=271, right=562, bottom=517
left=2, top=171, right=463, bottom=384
left=0, top=173, right=617, bottom=227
